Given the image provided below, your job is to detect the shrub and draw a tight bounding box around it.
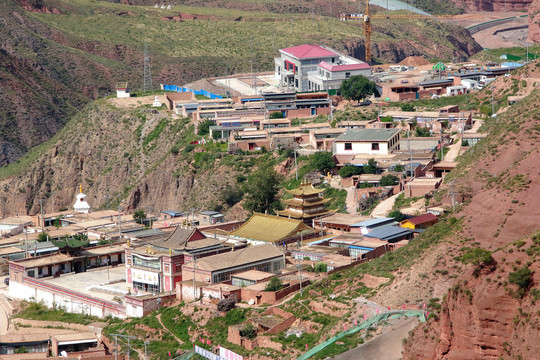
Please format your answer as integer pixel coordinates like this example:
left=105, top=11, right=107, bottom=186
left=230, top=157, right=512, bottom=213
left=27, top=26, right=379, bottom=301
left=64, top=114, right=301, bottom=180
left=310, top=152, right=335, bottom=174
left=508, top=267, right=532, bottom=298
left=400, top=103, right=415, bottom=111
left=415, top=127, right=431, bottom=137
left=312, top=262, right=328, bottom=273
left=270, top=111, right=285, bottom=119
left=37, top=232, right=49, bottom=242
left=388, top=210, right=406, bottom=222
left=265, top=276, right=284, bottom=292
left=197, top=120, right=212, bottom=135
left=240, top=322, right=257, bottom=339
left=379, top=174, right=399, bottom=186
left=338, top=165, right=363, bottom=178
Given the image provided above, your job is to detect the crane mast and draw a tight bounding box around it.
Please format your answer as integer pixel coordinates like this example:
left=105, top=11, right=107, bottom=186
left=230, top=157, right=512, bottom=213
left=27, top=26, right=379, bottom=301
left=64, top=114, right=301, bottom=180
left=364, top=0, right=372, bottom=63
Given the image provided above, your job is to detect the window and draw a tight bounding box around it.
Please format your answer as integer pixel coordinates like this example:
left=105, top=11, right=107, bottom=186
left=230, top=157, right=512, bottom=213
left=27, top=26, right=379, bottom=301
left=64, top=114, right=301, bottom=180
left=344, top=143, right=352, bottom=150
left=345, top=72, right=351, bottom=78
left=372, top=143, right=380, bottom=151
left=295, top=79, right=298, bottom=88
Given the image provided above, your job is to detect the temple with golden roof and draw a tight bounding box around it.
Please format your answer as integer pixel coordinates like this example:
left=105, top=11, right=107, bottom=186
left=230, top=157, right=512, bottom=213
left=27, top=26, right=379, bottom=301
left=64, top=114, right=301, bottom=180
left=278, top=180, right=334, bottom=224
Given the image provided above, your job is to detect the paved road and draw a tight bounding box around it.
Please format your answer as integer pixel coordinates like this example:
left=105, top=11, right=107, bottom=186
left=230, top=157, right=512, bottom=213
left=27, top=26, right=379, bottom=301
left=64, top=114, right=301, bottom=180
left=332, top=317, right=419, bottom=360
left=443, top=140, right=461, bottom=162
left=0, top=278, right=11, bottom=335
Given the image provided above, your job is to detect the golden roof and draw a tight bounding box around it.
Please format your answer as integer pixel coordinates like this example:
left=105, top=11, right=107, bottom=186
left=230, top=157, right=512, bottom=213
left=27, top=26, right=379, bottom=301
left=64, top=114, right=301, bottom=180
left=277, top=209, right=335, bottom=219
left=286, top=181, right=325, bottom=196
left=229, top=213, right=315, bottom=243
left=283, top=198, right=331, bottom=207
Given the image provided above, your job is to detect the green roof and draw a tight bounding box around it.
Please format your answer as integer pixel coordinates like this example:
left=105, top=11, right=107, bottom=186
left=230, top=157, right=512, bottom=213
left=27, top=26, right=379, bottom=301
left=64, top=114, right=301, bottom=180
left=336, top=128, right=400, bottom=142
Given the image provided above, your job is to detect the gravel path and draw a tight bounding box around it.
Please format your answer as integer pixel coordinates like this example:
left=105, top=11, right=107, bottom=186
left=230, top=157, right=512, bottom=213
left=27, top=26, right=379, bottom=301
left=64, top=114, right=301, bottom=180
left=371, top=192, right=401, bottom=218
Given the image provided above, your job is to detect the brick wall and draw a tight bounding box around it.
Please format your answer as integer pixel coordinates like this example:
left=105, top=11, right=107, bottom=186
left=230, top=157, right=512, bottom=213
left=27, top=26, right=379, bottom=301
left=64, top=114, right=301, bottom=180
left=240, top=279, right=310, bottom=305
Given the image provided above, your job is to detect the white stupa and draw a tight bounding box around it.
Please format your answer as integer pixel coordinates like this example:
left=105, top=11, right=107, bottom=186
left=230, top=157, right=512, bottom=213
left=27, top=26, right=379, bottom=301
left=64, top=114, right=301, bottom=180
left=152, top=95, right=162, bottom=107
left=73, top=184, right=91, bottom=214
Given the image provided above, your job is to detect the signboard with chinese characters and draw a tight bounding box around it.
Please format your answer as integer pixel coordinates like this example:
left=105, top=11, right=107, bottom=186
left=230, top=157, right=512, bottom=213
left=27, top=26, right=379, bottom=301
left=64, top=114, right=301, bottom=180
left=194, top=345, right=224, bottom=360
left=131, top=268, right=159, bottom=285
left=219, top=346, right=243, bottom=360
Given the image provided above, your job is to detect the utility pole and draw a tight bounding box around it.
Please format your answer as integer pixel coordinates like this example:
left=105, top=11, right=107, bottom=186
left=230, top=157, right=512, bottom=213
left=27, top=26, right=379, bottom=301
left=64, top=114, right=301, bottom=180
left=440, top=130, right=444, bottom=162
left=449, top=181, right=456, bottom=210
left=112, top=334, right=136, bottom=360
left=294, top=149, right=298, bottom=181
left=290, top=20, right=293, bottom=45
left=192, top=255, right=197, bottom=300
left=144, top=341, right=148, bottom=360
left=273, top=25, right=276, bottom=50
left=250, top=60, right=253, bottom=90
left=143, top=42, right=153, bottom=92
left=118, top=207, right=122, bottom=239
left=39, top=199, right=45, bottom=231
left=491, top=85, right=495, bottom=117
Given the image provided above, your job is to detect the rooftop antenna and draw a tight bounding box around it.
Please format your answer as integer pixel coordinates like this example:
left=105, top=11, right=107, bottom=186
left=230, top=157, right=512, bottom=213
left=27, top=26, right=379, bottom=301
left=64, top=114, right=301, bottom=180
left=143, top=42, right=153, bottom=92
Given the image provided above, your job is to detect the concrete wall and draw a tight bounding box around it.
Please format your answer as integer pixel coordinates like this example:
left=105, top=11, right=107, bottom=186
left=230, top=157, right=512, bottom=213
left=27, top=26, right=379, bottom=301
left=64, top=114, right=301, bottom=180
left=240, top=279, right=310, bottom=305
left=9, top=277, right=126, bottom=318
left=335, top=141, right=390, bottom=155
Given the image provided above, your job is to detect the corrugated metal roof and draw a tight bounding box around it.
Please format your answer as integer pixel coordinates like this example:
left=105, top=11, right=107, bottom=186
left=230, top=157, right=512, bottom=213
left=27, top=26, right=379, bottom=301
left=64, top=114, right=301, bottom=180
left=336, top=128, right=400, bottom=142
left=193, top=243, right=284, bottom=272
left=364, top=225, right=412, bottom=241
left=351, top=217, right=396, bottom=228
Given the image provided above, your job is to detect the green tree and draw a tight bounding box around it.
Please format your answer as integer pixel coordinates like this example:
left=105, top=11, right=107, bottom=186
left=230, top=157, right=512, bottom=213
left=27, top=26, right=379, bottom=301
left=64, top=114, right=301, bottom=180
left=379, top=174, right=399, bottom=186
left=508, top=267, right=532, bottom=298
left=393, top=164, right=405, bottom=173
left=221, top=185, right=244, bottom=207
left=363, top=158, right=377, bottom=174
left=37, top=232, right=49, bottom=242
left=400, top=103, right=415, bottom=111
left=415, top=127, right=431, bottom=137
left=133, top=210, right=147, bottom=225
left=240, top=322, right=257, bottom=339
left=269, top=111, right=285, bottom=119
left=380, top=115, right=394, bottom=122
left=310, top=152, right=335, bottom=174
left=197, top=120, right=212, bottom=136
left=339, top=75, right=379, bottom=103
left=243, top=164, right=282, bottom=214
left=265, top=276, right=284, bottom=292
left=388, top=210, right=406, bottom=222
left=339, top=165, right=363, bottom=178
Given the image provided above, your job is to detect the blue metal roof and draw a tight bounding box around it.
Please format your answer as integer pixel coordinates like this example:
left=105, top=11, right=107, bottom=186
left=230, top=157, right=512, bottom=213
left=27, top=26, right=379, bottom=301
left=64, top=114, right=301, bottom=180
left=351, top=217, right=396, bottom=228
left=200, top=211, right=221, bottom=216
left=364, top=225, right=412, bottom=241
left=161, top=210, right=183, bottom=217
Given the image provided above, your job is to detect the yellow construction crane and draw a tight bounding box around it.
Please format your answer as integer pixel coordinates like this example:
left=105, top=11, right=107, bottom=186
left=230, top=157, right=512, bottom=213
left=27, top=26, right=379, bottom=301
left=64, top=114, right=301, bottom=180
left=351, top=0, right=480, bottom=63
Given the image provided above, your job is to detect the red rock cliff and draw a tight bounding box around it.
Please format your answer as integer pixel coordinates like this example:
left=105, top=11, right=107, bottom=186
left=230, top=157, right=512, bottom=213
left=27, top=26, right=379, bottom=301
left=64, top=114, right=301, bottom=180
left=528, top=0, right=540, bottom=42
left=449, top=0, right=532, bottom=11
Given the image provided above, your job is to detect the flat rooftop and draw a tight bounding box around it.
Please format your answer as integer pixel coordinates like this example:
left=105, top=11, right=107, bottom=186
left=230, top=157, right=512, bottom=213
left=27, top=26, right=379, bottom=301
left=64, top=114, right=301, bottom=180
left=43, top=265, right=129, bottom=303
left=232, top=270, right=274, bottom=282
left=314, top=213, right=369, bottom=226
left=16, top=253, right=75, bottom=268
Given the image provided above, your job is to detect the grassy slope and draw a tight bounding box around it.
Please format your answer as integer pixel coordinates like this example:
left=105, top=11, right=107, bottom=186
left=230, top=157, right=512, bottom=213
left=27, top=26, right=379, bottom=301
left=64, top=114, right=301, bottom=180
left=30, top=0, right=478, bottom=68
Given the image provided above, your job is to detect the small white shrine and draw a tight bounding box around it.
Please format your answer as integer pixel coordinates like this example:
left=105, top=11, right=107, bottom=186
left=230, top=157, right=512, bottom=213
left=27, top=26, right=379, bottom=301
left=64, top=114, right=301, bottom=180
left=152, top=95, right=162, bottom=107
left=73, top=184, right=91, bottom=214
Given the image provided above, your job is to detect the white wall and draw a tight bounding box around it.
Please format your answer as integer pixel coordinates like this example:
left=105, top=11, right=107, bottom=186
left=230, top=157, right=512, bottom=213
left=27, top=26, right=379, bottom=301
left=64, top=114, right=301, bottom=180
left=9, top=280, right=126, bottom=319
left=334, top=141, right=390, bottom=155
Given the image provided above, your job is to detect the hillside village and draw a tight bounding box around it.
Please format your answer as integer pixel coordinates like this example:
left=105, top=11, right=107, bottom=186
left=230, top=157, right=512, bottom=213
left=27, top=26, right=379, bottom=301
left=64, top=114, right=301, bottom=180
left=1, top=0, right=540, bottom=359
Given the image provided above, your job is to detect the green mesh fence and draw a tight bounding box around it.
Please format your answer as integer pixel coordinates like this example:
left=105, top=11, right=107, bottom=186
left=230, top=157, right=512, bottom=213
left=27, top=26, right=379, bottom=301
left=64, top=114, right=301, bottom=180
left=296, top=310, right=425, bottom=360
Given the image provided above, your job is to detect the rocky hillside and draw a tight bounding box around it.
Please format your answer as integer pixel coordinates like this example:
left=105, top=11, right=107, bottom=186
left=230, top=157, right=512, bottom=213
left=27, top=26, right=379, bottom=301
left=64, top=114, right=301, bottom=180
left=528, top=0, right=540, bottom=43
left=391, top=76, right=540, bottom=357
left=449, top=0, right=532, bottom=12
left=0, top=99, right=253, bottom=217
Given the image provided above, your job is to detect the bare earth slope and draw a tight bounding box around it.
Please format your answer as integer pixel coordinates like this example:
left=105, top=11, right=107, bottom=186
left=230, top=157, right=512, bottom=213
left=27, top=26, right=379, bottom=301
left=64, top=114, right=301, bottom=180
left=400, top=84, right=540, bottom=359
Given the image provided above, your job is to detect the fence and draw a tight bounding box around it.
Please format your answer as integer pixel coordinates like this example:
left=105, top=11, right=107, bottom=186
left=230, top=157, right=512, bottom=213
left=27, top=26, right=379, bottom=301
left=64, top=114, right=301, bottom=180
left=296, top=310, right=426, bottom=360
left=467, top=15, right=528, bottom=35
left=161, top=84, right=223, bottom=99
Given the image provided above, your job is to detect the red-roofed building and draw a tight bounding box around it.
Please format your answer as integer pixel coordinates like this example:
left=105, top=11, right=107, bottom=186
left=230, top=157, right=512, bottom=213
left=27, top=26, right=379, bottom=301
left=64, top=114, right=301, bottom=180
left=400, top=213, right=438, bottom=229
left=275, top=45, right=371, bottom=92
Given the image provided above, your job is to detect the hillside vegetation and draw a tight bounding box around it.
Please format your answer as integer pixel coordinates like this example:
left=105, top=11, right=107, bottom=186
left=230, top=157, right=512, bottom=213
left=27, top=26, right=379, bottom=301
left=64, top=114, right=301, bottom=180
left=0, top=0, right=482, bottom=166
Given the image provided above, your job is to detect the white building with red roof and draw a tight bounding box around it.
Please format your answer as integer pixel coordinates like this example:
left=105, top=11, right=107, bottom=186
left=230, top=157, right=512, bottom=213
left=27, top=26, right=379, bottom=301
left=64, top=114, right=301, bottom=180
left=275, top=44, right=371, bottom=92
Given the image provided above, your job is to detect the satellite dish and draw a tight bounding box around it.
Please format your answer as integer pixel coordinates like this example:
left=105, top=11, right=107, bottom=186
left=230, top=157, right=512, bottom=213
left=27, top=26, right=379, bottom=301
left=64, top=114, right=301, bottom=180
left=248, top=299, right=255, bottom=305
left=61, top=351, right=68, bottom=357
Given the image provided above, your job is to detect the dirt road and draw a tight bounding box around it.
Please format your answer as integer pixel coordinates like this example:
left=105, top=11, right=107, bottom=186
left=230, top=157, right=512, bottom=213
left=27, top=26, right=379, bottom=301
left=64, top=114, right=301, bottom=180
left=331, top=317, right=419, bottom=360
left=371, top=192, right=401, bottom=218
